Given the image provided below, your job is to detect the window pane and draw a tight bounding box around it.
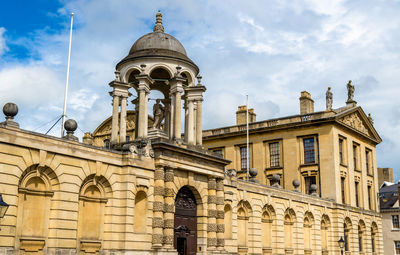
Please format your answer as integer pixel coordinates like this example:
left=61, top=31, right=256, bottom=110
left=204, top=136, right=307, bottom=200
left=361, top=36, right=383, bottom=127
left=240, top=147, right=248, bottom=170
left=269, top=142, right=280, bottom=167
left=213, top=149, right=223, bottom=156
left=341, top=177, right=346, bottom=204
left=304, top=138, right=315, bottom=164
left=355, top=182, right=359, bottom=207
left=339, top=139, right=343, bottom=164
left=393, top=215, right=400, bottom=228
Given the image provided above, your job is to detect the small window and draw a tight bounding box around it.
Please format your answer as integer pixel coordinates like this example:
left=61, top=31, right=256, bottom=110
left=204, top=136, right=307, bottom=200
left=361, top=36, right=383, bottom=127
left=368, top=186, right=372, bottom=210
left=341, top=177, right=346, bottom=204
left=104, top=139, right=111, bottom=148
left=303, top=138, right=315, bottom=164
left=269, top=142, right=280, bottom=167
left=355, top=181, right=360, bottom=207
left=305, top=176, right=316, bottom=194
left=126, top=136, right=130, bottom=142
left=240, top=146, right=249, bottom=170
left=339, top=138, right=344, bottom=164
left=393, top=215, right=400, bottom=229
left=213, top=149, right=223, bottom=156
left=395, top=241, right=400, bottom=255
left=353, top=144, right=358, bottom=170
left=366, top=149, right=372, bottom=174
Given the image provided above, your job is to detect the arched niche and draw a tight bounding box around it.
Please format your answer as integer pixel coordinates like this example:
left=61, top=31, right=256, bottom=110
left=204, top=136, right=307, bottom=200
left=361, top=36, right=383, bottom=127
left=283, top=208, right=296, bottom=249
left=303, top=211, right=314, bottom=252
left=224, top=204, right=232, bottom=239
left=371, top=222, right=378, bottom=253
left=77, top=174, right=111, bottom=246
left=321, top=214, right=331, bottom=253
left=237, top=200, right=252, bottom=248
left=134, top=190, right=148, bottom=233
left=17, top=165, right=58, bottom=252
left=344, top=217, right=352, bottom=252
left=261, top=204, right=275, bottom=249
left=358, top=220, right=366, bottom=252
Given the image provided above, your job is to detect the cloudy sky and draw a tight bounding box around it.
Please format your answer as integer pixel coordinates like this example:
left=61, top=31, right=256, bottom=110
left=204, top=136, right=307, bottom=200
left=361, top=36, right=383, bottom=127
left=0, top=0, right=399, bottom=181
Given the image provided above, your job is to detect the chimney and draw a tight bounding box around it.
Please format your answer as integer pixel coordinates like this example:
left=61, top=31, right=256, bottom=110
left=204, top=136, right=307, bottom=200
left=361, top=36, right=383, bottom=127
left=236, top=105, right=256, bottom=125
left=299, top=91, right=314, bottom=115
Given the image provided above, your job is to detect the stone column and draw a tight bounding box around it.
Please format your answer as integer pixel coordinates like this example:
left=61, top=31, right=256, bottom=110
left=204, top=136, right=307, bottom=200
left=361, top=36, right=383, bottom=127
left=196, top=99, right=203, bottom=145
left=216, top=178, right=225, bottom=249
left=163, top=167, right=175, bottom=248
left=162, top=99, right=171, bottom=137
left=207, top=177, right=217, bottom=250
left=169, top=94, right=175, bottom=139
left=187, top=99, right=195, bottom=145
left=174, top=87, right=183, bottom=140
left=137, top=87, right=149, bottom=138
left=119, top=96, right=128, bottom=143
left=152, top=166, right=165, bottom=248
left=111, top=94, right=120, bottom=143
left=184, top=101, right=189, bottom=143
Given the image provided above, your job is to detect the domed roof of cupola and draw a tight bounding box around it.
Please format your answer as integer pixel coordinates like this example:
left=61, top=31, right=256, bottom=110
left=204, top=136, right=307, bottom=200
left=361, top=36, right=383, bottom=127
left=117, top=11, right=198, bottom=72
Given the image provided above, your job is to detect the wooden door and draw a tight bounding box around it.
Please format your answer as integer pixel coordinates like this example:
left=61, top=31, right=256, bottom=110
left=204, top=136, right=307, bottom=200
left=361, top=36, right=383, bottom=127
left=174, top=186, right=197, bottom=255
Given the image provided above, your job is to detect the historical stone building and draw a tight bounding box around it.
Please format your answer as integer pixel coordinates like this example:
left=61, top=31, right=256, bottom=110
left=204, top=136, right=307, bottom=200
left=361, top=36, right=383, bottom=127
left=0, top=12, right=383, bottom=255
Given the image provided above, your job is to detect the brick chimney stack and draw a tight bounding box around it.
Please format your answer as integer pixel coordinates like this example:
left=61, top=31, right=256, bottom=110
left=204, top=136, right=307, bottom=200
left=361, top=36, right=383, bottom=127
left=236, top=105, right=256, bottom=125
left=299, top=91, right=314, bottom=115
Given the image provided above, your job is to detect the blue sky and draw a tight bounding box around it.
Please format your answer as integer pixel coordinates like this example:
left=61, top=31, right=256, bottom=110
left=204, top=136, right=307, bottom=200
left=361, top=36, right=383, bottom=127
left=0, top=0, right=399, bottom=182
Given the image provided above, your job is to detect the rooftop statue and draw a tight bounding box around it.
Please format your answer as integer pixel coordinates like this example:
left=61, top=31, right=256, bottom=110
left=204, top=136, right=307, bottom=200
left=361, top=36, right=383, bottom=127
left=346, top=80, right=355, bottom=103
left=326, top=87, right=333, bottom=110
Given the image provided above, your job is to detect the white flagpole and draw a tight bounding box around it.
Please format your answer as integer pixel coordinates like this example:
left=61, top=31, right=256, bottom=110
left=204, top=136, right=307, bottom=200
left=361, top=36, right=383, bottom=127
left=61, top=13, right=74, bottom=137
left=246, top=95, right=249, bottom=181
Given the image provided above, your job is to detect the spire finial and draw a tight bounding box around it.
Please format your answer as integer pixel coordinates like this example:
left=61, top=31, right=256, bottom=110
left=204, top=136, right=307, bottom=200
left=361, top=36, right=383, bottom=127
left=153, top=11, right=164, bottom=33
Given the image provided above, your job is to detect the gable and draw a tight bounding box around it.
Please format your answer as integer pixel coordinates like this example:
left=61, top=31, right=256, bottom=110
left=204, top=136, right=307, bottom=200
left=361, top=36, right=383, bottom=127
left=336, top=107, right=381, bottom=144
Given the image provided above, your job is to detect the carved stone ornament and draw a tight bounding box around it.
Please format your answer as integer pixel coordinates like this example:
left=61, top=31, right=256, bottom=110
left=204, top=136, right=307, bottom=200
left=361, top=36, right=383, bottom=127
left=339, top=113, right=370, bottom=136
left=129, top=138, right=154, bottom=158
left=175, top=186, right=197, bottom=210
left=225, top=169, right=236, bottom=177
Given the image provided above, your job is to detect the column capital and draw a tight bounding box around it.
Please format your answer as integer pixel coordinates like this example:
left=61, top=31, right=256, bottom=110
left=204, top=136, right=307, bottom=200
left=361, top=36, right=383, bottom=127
left=136, top=74, right=153, bottom=93
left=169, top=79, right=184, bottom=94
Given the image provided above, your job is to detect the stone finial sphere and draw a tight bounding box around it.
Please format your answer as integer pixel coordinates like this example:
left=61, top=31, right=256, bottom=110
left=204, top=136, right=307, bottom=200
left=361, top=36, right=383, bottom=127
left=310, top=184, right=317, bottom=192
left=3, top=102, right=18, bottom=117
left=249, top=168, right=258, bottom=177
left=64, top=119, right=78, bottom=132
left=292, top=179, right=300, bottom=188
left=272, top=174, right=280, bottom=182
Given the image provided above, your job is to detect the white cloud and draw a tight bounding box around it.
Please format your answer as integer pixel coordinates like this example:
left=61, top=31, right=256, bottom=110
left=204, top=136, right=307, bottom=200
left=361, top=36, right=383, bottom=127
left=1, top=0, right=400, bottom=180
left=0, top=27, right=8, bottom=57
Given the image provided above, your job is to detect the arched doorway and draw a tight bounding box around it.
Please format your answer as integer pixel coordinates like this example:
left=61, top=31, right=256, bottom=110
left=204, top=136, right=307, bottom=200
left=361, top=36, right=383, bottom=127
left=174, top=186, right=197, bottom=255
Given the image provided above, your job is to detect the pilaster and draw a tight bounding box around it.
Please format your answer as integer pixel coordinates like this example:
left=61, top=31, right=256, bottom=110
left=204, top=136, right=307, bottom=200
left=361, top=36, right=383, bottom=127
left=163, top=167, right=175, bottom=248
left=207, top=176, right=217, bottom=250
left=152, top=165, right=165, bottom=248
left=216, top=178, right=225, bottom=249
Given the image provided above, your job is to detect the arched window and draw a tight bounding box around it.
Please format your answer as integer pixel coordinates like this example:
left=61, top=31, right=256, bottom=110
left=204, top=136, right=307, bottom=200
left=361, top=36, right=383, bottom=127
left=134, top=191, right=148, bottom=233
left=262, top=211, right=272, bottom=247
left=358, top=220, right=366, bottom=252
left=224, top=204, right=232, bottom=239
left=321, top=215, right=331, bottom=253
left=237, top=207, right=247, bottom=246
left=371, top=222, right=378, bottom=253
left=344, top=218, right=352, bottom=252
left=284, top=208, right=296, bottom=250
left=303, top=212, right=314, bottom=254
